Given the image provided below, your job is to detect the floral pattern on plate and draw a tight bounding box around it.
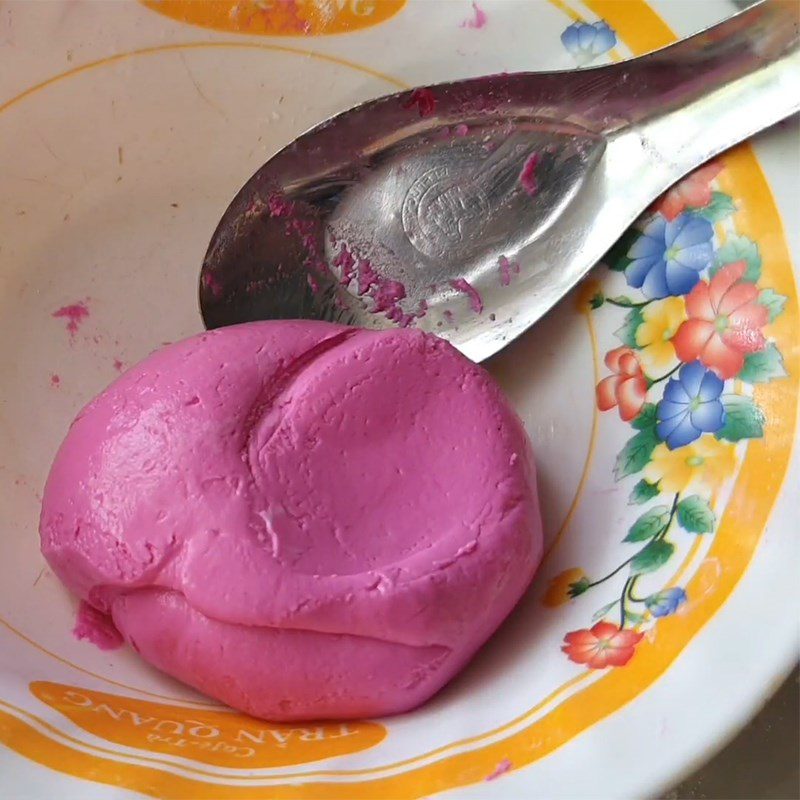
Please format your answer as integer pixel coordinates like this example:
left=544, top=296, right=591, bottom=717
left=561, top=20, right=617, bottom=64
left=548, top=161, right=789, bottom=668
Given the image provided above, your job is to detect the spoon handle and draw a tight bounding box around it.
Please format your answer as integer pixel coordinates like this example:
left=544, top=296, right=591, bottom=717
left=611, top=0, right=799, bottom=175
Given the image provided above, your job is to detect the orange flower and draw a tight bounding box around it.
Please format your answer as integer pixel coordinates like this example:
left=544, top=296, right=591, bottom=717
left=596, top=347, right=648, bottom=421
left=562, top=622, right=643, bottom=669
left=672, top=261, right=769, bottom=379
left=542, top=568, right=588, bottom=607
left=656, top=161, right=723, bottom=221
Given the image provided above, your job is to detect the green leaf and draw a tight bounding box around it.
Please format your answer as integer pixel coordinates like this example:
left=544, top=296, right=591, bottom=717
left=614, top=429, right=660, bottom=481
left=676, top=495, right=716, bottom=533
left=712, top=235, right=761, bottom=282
left=592, top=601, right=618, bottom=622
left=689, top=191, right=736, bottom=223
left=631, top=403, right=658, bottom=432
left=624, top=505, right=671, bottom=542
left=629, top=479, right=660, bottom=505
left=630, top=539, right=675, bottom=575
left=568, top=576, right=591, bottom=598
left=716, top=395, right=765, bottom=442
left=739, top=343, right=787, bottom=384
left=603, top=228, right=641, bottom=272
left=614, top=307, right=645, bottom=348
left=758, top=289, right=787, bottom=322
left=589, top=292, right=605, bottom=309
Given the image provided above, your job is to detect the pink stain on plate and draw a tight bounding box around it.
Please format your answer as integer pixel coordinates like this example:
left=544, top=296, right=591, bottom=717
left=520, top=152, right=541, bottom=196
left=52, top=300, right=89, bottom=340
left=485, top=758, right=512, bottom=781
left=73, top=601, right=123, bottom=651
left=112, top=358, right=125, bottom=372
left=449, top=278, right=483, bottom=314
left=460, top=1, right=488, bottom=29
left=50, top=374, right=61, bottom=388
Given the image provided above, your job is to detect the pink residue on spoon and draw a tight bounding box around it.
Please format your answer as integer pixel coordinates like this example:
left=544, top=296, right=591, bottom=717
left=520, top=152, right=541, bottom=197
left=52, top=300, right=89, bottom=340
left=402, top=88, right=437, bottom=118
left=73, top=600, right=123, bottom=651
left=372, top=279, right=407, bottom=314
left=202, top=271, right=223, bottom=298
left=498, top=255, right=521, bottom=286
left=449, top=278, right=483, bottom=314
left=460, top=1, right=488, bottom=29
left=333, top=241, right=358, bottom=285
left=331, top=237, right=428, bottom=328
left=267, top=192, right=295, bottom=218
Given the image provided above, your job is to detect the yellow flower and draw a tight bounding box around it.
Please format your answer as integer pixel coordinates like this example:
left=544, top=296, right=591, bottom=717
left=635, top=297, right=687, bottom=374
left=542, top=568, right=588, bottom=607
left=644, top=436, right=738, bottom=495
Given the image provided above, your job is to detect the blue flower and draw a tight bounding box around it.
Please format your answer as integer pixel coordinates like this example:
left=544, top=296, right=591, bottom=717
left=625, top=213, right=715, bottom=299
left=656, top=361, right=725, bottom=449
left=645, top=587, right=687, bottom=618
left=561, top=21, right=617, bottom=65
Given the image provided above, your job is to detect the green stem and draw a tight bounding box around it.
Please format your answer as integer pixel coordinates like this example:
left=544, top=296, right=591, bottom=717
left=627, top=576, right=646, bottom=603
left=606, top=297, right=652, bottom=309
left=586, top=494, right=680, bottom=595
left=657, top=494, right=681, bottom=541
left=584, top=556, right=636, bottom=590
left=649, top=363, right=681, bottom=386
left=627, top=495, right=680, bottom=604
left=619, top=576, right=633, bottom=628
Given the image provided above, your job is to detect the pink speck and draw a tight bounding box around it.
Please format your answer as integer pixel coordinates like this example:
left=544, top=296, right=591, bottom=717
left=356, top=259, right=379, bottom=295
left=243, top=195, right=266, bottom=220
left=372, top=279, right=407, bottom=313
left=454, top=123, right=469, bottom=138
left=112, top=359, right=124, bottom=372
left=449, top=278, right=483, bottom=314
left=402, top=88, right=437, bottom=118
left=50, top=374, right=61, bottom=388
left=267, top=192, right=294, bottom=218
left=520, top=152, right=541, bottom=197
left=307, top=274, right=320, bottom=293
left=73, top=601, right=123, bottom=651
left=330, top=235, right=430, bottom=328
left=498, top=255, right=520, bottom=286
left=460, top=1, right=488, bottom=29
left=486, top=758, right=512, bottom=781
left=443, top=309, right=454, bottom=323
left=333, top=242, right=358, bottom=284
left=52, top=301, right=89, bottom=340
left=202, top=271, right=223, bottom=298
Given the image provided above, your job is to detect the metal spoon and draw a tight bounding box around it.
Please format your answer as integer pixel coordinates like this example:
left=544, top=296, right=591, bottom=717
left=199, top=0, right=799, bottom=363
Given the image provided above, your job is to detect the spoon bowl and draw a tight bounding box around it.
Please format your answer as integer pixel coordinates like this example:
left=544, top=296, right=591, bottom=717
left=200, top=0, right=799, bottom=362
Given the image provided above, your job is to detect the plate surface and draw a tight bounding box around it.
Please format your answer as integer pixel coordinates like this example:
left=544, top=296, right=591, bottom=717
left=0, top=1, right=797, bottom=798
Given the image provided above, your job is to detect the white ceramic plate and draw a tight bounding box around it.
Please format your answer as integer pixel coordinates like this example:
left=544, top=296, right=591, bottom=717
left=0, top=2, right=797, bottom=798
